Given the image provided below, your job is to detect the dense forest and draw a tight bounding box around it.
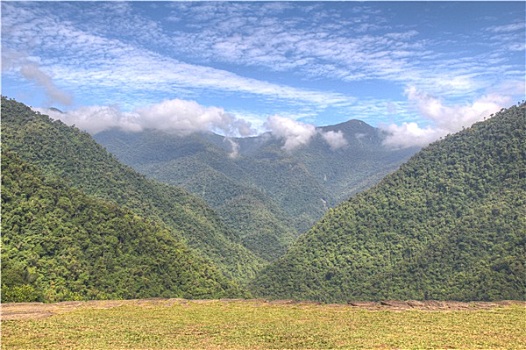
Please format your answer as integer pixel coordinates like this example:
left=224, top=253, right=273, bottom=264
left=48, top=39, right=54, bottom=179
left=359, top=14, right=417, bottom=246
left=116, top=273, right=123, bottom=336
left=95, top=119, right=416, bottom=260
left=251, top=103, right=526, bottom=302
left=1, top=150, right=246, bottom=302
left=1, top=96, right=264, bottom=294
left=3, top=96, right=524, bottom=303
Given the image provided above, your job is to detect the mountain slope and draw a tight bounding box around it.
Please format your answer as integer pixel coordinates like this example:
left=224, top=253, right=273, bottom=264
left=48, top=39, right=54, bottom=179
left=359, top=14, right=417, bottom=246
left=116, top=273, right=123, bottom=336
left=1, top=97, right=264, bottom=282
left=298, top=120, right=417, bottom=202
left=250, top=103, right=526, bottom=302
left=1, top=150, right=245, bottom=302
left=96, top=130, right=298, bottom=262
left=94, top=119, right=416, bottom=257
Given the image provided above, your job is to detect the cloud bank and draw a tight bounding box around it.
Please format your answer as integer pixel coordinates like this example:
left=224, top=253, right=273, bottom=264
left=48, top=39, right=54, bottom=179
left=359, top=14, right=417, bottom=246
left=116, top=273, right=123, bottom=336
left=265, top=115, right=350, bottom=151
left=39, top=101, right=353, bottom=153
left=36, top=86, right=513, bottom=153
left=136, top=99, right=254, bottom=137
left=37, top=99, right=255, bottom=137
left=381, top=86, right=512, bottom=148
left=36, top=106, right=141, bottom=135
left=265, top=115, right=317, bottom=151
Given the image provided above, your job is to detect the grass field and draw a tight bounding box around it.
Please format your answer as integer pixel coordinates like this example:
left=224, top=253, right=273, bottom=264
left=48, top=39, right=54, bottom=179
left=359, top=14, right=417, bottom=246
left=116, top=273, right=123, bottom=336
left=2, top=299, right=525, bottom=349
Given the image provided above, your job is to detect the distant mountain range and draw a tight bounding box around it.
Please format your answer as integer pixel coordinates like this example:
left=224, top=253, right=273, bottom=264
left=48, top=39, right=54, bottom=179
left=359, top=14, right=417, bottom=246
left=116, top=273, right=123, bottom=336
left=94, top=120, right=417, bottom=261
left=250, top=103, right=526, bottom=302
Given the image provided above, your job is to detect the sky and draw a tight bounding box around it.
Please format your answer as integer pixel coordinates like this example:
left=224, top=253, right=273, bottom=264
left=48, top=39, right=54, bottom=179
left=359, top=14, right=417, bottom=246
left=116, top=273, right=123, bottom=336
left=2, top=1, right=525, bottom=148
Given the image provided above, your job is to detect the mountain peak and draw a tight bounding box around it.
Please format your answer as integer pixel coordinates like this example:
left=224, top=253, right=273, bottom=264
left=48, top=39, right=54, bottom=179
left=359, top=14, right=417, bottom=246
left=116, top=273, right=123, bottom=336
left=318, top=119, right=376, bottom=135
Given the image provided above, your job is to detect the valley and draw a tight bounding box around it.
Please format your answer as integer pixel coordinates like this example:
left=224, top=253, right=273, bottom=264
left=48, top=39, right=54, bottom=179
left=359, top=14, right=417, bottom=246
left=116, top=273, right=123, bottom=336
left=93, top=120, right=417, bottom=260
left=2, top=97, right=525, bottom=306
left=2, top=1, right=525, bottom=348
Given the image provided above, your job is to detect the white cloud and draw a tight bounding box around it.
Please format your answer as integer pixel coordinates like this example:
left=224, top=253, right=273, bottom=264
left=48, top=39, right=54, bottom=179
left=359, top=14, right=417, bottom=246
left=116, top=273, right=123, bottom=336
left=381, top=122, right=444, bottom=149
left=265, top=116, right=351, bottom=151
left=3, top=2, right=524, bottom=136
left=36, top=99, right=256, bottom=137
left=265, top=115, right=317, bottom=151
left=320, top=130, right=348, bottom=150
left=225, top=138, right=240, bottom=158
left=381, top=87, right=512, bottom=148
left=20, top=63, right=73, bottom=106
left=2, top=48, right=73, bottom=106
left=37, top=101, right=361, bottom=153
left=35, top=106, right=141, bottom=135
left=1, top=2, right=356, bottom=113
left=136, top=99, right=252, bottom=136
left=405, top=86, right=510, bottom=130
left=487, top=22, right=525, bottom=33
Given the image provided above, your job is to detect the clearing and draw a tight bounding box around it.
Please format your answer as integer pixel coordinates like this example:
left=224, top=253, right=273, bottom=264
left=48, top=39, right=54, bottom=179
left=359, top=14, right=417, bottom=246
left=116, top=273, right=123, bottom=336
left=2, top=299, right=525, bottom=349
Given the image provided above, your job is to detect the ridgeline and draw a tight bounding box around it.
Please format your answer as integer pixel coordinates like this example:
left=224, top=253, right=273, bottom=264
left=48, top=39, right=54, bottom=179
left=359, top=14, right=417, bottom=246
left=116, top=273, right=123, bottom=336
left=1, top=96, right=263, bottom=302
left=251, top=103, right=526, bottom=302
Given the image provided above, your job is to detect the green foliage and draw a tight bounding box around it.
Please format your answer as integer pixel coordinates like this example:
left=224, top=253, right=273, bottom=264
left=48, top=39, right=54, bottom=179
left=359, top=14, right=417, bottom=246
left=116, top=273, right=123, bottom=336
left=94, top=119, right=415, bottom=259
left=2, top=285, right=41, bottom=303
left=251, top=103, right=526, bottom=302
left=136, top=155, right=298, bottom=261
left=1, top=150, right=247, bottom=302
left=1, top=97, right=264, bottom=282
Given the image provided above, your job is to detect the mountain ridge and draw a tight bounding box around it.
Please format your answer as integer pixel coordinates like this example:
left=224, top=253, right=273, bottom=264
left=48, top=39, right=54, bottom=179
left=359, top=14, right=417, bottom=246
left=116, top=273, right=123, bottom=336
left=250, top=102, right=526, bottom=302
left=1, top=96, right=264, bottom=283
left=94, top=117, right=417, bottom=259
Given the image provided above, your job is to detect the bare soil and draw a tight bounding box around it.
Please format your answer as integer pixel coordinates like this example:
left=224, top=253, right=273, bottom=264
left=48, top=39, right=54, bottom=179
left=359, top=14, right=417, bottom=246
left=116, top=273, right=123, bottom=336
left=2, top=299, right=523, bottom=321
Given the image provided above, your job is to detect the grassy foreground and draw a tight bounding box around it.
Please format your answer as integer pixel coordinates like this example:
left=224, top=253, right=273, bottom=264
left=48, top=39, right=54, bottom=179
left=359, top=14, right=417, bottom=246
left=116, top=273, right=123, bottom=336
left=2, top=299, right=525, bottom=349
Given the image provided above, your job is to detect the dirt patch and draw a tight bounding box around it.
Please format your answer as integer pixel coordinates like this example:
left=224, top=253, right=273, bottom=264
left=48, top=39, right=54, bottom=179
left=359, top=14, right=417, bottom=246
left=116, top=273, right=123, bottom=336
left=348, top=300, right=521, bottom=311
left=1, top=299, right=523, bottom=320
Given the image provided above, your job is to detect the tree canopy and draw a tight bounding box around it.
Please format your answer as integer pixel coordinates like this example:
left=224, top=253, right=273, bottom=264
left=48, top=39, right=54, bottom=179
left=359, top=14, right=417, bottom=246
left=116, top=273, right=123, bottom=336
left=251, top=103, right=526, bottom=302
left=1, top=97, right=264, bottom=283
left=2, top=150, right=246, bottom=302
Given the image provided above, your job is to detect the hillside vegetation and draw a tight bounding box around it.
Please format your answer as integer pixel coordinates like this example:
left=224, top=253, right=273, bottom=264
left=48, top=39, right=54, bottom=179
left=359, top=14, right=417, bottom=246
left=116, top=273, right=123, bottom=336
left=4, top=96, right=524, bottom=305
left=1, top=150, right=245, bottom=302
left=1, top=96, right=263, bottom=285
left=251, top=103, right=526, bottom=302
left=95, top=120, right=416, bottom=260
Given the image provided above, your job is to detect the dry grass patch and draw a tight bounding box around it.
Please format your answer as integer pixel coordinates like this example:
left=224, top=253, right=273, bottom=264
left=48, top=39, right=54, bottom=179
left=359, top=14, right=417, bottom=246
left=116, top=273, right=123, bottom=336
left=2, top=299, right=525, bottom=349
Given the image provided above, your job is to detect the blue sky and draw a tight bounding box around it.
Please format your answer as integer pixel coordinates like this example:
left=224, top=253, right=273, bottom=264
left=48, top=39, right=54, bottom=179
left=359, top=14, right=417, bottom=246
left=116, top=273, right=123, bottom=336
left=2, top=1, right=525, bottom=148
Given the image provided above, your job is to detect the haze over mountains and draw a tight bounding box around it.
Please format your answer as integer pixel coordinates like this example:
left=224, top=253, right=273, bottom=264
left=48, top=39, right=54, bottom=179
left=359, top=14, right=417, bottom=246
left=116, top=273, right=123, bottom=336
left=94, top=120, right=417, bottom=260
left=2, top=96, right=524, bottom=303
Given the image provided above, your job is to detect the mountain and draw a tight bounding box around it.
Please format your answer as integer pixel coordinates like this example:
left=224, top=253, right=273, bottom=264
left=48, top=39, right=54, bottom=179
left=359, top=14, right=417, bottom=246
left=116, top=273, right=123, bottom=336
left=1, top=97, right=264, bottom=283
left=1, top=150, right=245, bottom=302
left=250, top=103, right=526, bottom=302
left=94, top=119, right=416, bottom=260
left=297, top=120, right=417, bottom=202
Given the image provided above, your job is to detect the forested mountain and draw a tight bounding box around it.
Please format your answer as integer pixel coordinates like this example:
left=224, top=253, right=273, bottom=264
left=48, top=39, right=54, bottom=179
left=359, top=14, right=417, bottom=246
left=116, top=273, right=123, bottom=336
left=6, top=96, right=521, bottom=305
left=250, top=103, right=526, bottom=302
left=297, top=120, right=417, bottom=202
left=1, top=97, right=264, bottom=283
left=1, top=150, right=246, bottom=302
left=95, top=130, right=299, bottom=262
left=94, top=119, right=416, bottom=260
